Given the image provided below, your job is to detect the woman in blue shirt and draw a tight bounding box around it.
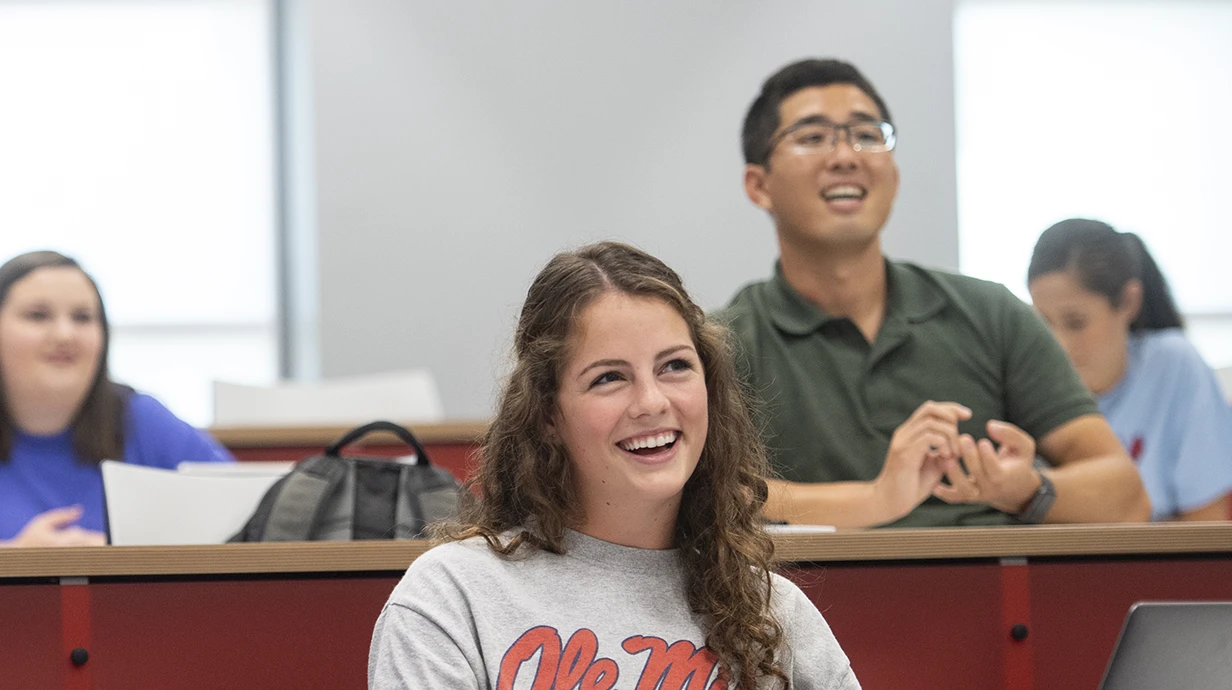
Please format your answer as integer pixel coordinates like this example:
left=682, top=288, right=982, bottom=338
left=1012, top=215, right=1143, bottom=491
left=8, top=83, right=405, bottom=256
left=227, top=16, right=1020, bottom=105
left=1028, top=218, right=1232, bottom=521
left=0, top=251, right=233, bottom=546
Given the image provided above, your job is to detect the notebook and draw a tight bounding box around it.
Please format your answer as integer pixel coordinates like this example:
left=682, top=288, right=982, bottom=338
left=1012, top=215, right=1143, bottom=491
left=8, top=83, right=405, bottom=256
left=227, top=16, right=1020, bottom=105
left=1098, top=601, right=1232, bottom=690
left=101, top=461, right=290, bottom=545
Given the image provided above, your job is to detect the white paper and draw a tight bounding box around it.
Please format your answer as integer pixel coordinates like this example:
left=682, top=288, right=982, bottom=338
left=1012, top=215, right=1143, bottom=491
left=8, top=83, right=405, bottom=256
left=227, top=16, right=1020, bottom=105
left=102, top=460, right=289, bottom=545
left=763, top=523, right=837, bottom=535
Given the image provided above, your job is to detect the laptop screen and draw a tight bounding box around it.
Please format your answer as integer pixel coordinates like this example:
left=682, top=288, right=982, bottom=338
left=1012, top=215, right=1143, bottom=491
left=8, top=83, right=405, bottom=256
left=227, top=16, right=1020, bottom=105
left=1099, top=601, right=1232, bottom=690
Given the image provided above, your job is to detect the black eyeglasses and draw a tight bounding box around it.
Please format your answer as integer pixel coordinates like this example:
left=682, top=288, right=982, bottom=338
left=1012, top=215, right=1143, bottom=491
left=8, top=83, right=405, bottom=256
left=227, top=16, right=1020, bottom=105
left=769, top=120, right=897, bottom=155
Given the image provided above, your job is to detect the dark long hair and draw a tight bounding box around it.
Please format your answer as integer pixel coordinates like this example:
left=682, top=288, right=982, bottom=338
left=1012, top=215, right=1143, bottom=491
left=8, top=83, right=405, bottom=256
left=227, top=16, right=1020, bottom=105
left=1027, top=218, right=1184, bottom=331
left=440, top=241, right=789, bottom=688
left=0, top=251, right=130, bottom=463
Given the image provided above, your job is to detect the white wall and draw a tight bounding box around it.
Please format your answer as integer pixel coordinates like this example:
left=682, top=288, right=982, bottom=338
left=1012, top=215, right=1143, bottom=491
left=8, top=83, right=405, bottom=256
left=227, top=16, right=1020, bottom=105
left=287, top=0, right=961, bottom=419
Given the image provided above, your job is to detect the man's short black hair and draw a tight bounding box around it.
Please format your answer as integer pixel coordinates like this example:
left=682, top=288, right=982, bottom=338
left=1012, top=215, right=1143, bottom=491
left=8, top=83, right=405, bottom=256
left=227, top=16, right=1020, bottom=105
left=741, top=58, right=893, bottom=166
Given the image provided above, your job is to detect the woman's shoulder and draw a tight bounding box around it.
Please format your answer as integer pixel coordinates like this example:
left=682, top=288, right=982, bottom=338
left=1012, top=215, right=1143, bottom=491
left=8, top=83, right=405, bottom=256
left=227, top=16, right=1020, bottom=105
left=123, top=392, right=233, bottom=465
left=768, top=572, right=815, bottom=610
left=768, top=571, right=841, bottom=634
left=123, top=391, right=190, bottom=443
left=1138, top=328, right=1196, bottom=353
left=1134, top=329, right=1210, bottom=377
left=125, top=391, right=175, bottom=420
left=405, top=535, right=538, bottom=583
left=125, top=391, right=211, bottom=432
left=412, top=537, right=495, bottom=570
left=389, top=537, right=527, bottom=605
left=767, top=572, right=834, bottom=634
left=768, top=572, right=861, bottom=686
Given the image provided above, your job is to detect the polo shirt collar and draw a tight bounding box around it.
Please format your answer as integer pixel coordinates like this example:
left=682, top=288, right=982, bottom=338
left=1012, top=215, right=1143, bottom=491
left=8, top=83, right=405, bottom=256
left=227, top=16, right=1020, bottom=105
left=767, top=259, right=948, bottom=336
left=886, top=260, right=949, bottom=324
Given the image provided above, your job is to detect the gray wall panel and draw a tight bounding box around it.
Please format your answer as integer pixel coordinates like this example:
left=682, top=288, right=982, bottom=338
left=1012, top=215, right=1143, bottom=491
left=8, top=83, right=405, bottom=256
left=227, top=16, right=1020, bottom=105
left=297, top=0, right=960, bottom=417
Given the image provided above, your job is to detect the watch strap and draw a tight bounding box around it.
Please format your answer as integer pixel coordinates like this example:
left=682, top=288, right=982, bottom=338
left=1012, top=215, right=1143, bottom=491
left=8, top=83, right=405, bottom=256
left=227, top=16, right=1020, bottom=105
left=1015, top=471, right=1056, bottom=524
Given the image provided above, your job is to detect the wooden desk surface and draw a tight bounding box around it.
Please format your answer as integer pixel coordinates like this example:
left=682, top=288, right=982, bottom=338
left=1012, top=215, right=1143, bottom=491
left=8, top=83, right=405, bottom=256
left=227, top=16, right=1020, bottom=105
left=209, top=420, right=488, bottom=447
left=3, top=522, right=1229, bottom=579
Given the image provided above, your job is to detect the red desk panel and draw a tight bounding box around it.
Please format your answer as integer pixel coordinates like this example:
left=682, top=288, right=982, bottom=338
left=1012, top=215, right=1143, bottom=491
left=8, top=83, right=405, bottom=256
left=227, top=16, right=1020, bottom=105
left=2, top=525, right=1229, bottom=690
left=791, top=562, right=1007, bottom=690
left=0, top=583, right=65, bottom=690
left=87, top=576, right=399, bottom=690
left=1030, top=558, right=1232, bottom=690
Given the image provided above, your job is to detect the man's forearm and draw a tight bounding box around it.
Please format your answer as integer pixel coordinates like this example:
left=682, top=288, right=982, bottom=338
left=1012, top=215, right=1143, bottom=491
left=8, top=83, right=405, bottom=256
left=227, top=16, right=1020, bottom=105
left=1043, top=454, right=1151, bottom=523
left=764, top=478, right=907, bottom=528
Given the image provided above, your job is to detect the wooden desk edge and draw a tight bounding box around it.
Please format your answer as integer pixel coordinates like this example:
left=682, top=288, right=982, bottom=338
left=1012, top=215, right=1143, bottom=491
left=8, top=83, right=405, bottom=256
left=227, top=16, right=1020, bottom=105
left=209, top=420, right=489, bottom=447
left=2, top=523, right=1229, bottom=579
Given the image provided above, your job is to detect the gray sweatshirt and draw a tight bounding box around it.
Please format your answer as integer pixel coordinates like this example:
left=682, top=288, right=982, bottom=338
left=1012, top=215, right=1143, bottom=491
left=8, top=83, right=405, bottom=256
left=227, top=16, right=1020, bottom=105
left=369, top=530, right=860, bottom=689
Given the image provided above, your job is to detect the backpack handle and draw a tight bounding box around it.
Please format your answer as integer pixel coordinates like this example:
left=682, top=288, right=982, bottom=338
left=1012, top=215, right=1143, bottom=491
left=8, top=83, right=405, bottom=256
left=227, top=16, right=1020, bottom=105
left=325, top=420, right=434, bottom=466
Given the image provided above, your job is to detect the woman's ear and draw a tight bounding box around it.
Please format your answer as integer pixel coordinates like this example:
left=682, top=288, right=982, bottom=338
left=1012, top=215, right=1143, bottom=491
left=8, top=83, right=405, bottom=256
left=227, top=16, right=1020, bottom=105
left=1120, top=279, right=1144, bottom=323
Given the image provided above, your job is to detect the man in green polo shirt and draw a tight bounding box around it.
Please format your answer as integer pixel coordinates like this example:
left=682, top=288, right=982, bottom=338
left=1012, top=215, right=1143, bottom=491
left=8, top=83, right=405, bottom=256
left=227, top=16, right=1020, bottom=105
left=719, top=58, right=1150, bottom=528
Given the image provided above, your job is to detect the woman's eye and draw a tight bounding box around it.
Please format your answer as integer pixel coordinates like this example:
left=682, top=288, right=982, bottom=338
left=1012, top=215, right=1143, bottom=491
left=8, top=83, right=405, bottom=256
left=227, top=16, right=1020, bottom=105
left=662, top=358, right=694, bottom=374
left=1062, top=318, right=1087, bottom=332
left=23, top=310, right=50, bottom=321
left=72, top=311, right=96, bottom=324
left=590, top=371, right=622, bottom=387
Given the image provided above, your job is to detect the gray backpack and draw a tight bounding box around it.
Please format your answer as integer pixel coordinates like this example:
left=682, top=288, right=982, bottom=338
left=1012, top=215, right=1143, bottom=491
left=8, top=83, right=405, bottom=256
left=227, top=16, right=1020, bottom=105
left=229, top=421, right=461, bottom=541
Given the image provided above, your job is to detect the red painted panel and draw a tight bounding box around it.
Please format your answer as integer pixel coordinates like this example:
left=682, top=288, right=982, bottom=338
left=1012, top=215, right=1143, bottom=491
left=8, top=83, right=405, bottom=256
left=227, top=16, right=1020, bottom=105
left=61, top=583, right=92, bottom=690
left=0, top=584, right=64, bottom=690
left=998, top=562, right=1032, bottom=690
left=785, top=562, right=1005, bottom=690
left=87, top=576, right=401, bottom=690
left=1030, top=558, right=1232, bottom=690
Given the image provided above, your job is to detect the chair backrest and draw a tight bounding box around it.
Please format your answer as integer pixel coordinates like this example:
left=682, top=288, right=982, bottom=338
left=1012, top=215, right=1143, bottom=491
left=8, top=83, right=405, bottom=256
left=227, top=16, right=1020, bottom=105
left=102, top=461, right=291, bottom=545
left=177, top=461, right=297, bottom=476
left=1098, top=601, right=1232, bottom=690
left=211, top=369, right=445, bottom=427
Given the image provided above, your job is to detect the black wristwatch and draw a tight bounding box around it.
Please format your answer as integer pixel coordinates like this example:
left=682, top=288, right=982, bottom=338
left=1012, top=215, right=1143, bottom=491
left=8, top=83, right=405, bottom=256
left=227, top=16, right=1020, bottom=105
left=1015, top=472, right=1056, bottom=524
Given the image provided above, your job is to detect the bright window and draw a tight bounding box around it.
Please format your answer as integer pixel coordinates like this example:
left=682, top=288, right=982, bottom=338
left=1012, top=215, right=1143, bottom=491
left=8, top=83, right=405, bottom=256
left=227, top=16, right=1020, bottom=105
left=0, top=0, right=278, bottom=426
left=954, top=1, right=1232, bottom=365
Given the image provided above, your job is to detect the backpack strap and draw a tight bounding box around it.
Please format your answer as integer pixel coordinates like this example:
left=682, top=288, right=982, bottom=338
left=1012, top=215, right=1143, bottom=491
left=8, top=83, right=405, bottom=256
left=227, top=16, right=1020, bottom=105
left=392, top=464, right=461, bottom=539
left=325, top=421, right=433, bottom=466
left=262, top=454, right=349, bottom=541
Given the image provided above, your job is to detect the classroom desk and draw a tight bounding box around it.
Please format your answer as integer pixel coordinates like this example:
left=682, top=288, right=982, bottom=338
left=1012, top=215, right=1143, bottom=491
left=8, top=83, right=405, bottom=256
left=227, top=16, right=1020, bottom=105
left=210, top=421, right=487, bottom=480
left=2, top=523, right=1230, bottom=690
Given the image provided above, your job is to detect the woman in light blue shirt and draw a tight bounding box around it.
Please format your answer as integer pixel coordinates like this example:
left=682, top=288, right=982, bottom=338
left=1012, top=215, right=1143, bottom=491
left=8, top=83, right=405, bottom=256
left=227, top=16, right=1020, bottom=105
left=1028, top=218, right=1232, bottom=521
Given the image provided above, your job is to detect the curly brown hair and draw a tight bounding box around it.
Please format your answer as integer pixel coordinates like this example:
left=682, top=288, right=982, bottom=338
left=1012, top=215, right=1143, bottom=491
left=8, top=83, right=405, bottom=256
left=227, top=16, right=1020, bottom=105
left=440, top=241, right=789, bottom=687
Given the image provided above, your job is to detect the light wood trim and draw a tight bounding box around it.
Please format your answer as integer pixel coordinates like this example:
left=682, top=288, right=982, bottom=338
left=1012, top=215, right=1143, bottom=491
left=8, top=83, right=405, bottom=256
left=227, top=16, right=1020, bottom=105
left=1, top=523, right=1229, bottom=579
left=771, top=522, right=1232, bottom=563
left=209, top=420, right=488, bottom=447
left=0, top=541, right=433, bottom=578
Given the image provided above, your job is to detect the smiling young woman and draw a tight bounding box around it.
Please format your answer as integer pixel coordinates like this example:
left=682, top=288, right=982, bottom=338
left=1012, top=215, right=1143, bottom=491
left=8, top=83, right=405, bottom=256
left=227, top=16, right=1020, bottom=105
left=0, top=251, right=233, bottom=547
left=369, top=241, right=860, bottom=690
